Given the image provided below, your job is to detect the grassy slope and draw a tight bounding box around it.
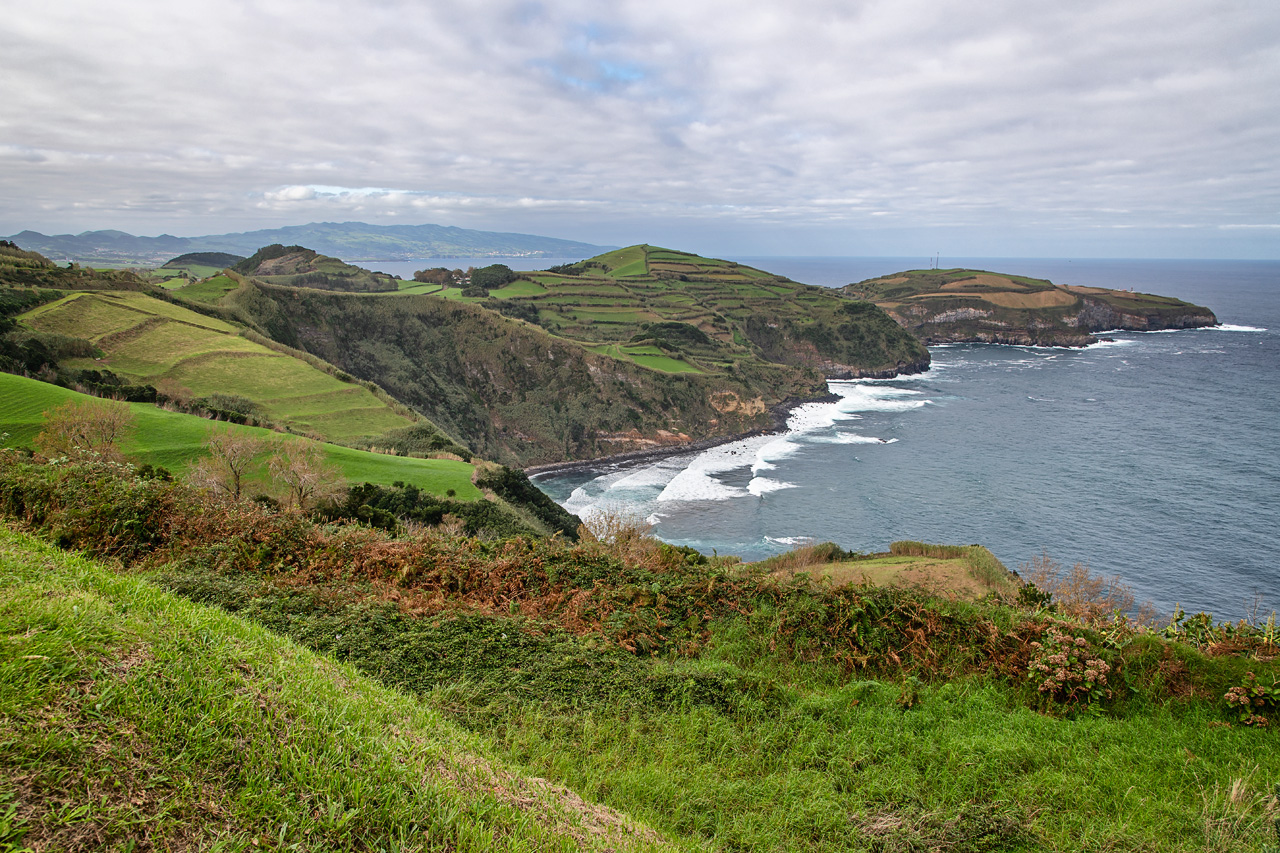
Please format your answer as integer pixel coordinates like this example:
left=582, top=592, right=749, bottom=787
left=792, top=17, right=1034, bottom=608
left=0, top=372, right=481, bottom=498
left=0, top=526, right=673, bottom=852
left=515, top=245, right=928, bottom=377
left=2, top=459, right=1277, bottom=852
left=18, top=289, right=414, bottom=443
left=226, top=246, right=926, bottom=465
left=232, top=284, right=824, bottom=466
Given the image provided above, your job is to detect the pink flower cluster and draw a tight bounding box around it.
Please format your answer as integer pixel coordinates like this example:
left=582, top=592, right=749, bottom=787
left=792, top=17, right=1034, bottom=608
left=1224, top=672, right=1277, bottom=726
left=1027, top=627, right=1113, bottom=709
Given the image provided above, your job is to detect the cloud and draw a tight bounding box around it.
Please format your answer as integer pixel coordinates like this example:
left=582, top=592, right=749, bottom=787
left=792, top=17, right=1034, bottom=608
left=1, top=0, right=1278, bottom=257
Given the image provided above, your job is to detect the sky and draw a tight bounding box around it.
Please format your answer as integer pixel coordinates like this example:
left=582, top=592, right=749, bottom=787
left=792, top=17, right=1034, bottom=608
left=3, top=0, right=1279, bottom=259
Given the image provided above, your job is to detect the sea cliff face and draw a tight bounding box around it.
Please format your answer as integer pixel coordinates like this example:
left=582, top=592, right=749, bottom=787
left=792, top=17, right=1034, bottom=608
left=1073, top=295, right=1218, bottom=334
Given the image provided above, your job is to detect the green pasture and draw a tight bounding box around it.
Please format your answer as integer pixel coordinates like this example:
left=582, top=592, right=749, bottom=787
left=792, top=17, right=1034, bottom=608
left=171, top=273, right=239, bottom=303
left=629, top=354, right=703, bottom=373
left=590, top=245, right=647, bottom=272
left=489, top=279, right=547, bottom=298
left=395, top=281, right=445, bottom=295
left=0, top=373, right=479, bottom=497
left=18, top=290, right=415, bottom=443
left=64, top=322, right=261, bottom=377
left=154, top=264, right=225, bottom=284
left=607, top=258, right=649, bottom=278
left=585, top=344, right=703, bottom=374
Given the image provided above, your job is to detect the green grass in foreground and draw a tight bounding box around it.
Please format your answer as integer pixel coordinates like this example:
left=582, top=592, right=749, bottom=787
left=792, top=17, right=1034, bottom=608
left=2, top=455, right=1278, bottom=852
left=476, top=675, right=1278, bottom=853
left=153, top=556, right=1280, bottom=853
left=0, top=372, right=481, bottom=498
left=0, top=526, right=670, bottom=852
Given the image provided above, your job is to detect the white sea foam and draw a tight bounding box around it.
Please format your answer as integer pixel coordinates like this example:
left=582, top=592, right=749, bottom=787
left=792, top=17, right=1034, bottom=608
left=651, top=379, right=930, bottom=504
left=833, top=433, right=896, bottom=444
left=1211, top=324, right=1267, bottom=332
left=747, top=477, right=797, bottom=496
left=609, top=459, right=686, bottom=491
left=765, top=535, right=812, bottom=547
left=655, top=435, right=771, bottom=503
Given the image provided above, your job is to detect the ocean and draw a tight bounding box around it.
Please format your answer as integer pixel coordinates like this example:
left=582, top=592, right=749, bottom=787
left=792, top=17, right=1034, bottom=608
left=532, top=258, right=1280, bottom=622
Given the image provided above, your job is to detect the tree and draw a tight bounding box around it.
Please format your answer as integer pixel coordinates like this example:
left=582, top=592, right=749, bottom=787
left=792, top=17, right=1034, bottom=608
left=34, top=399, right=134, bottom=462
left=187, top=426, right=267, bottom=501
left=413, top=267, right=451, bottom=285
left=268, top=439, right=344, bottom=511
left=469, top=264, right=517, bottom=291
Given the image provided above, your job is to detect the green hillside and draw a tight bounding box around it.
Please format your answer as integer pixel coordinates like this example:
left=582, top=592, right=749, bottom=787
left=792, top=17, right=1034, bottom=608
left=0, top=372, right=480, bottom=497
left=17, top=289, right=416, bottom=443
left=231, top=282, right=826, bottom=466
left=0, top=527, right=666, bottom=852
left=438, top=245, right=928, bottom=380
left=223, top=246, right=927, bottom=465
left=845, top=268, right=1218, bottom=346
left=232, top=243, right=401, bottom=292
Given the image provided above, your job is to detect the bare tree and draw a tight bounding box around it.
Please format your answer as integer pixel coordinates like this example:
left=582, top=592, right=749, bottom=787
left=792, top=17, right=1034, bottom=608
left=34, top=399, right=134, bottom=462
left=188, top=426, right=267, bottom=501
left=268, top=439, right=344, bottom=511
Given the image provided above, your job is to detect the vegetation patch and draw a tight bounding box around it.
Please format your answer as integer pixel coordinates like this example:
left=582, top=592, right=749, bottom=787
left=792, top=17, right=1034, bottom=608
left=0, top=457, right=1278, bottom=852
left=0, top=527, right=669, bottom=852
left=845, top=268, right=1217, bottom=346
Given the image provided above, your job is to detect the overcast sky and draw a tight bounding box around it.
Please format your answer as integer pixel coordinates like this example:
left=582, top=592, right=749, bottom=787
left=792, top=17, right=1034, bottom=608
left=3, top=0, right=1278, bottom=258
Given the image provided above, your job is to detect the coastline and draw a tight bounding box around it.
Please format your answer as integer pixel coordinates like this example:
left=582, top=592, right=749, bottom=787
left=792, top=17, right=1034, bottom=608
left=524, top=393, right=838, bottom=479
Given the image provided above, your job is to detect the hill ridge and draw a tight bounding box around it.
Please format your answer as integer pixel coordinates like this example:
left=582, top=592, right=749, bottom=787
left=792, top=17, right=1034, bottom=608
left=7, top=221, right=616, bottom=265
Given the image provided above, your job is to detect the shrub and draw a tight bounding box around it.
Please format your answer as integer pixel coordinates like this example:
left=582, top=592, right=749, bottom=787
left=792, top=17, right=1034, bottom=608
left=33, top=398, right=134, bottom=463
left=1224, top=672, right=1279, bottom=726
left=1027, top=626, right=1113, bottom=713
left=1021, top=552, right=1156, bottom=625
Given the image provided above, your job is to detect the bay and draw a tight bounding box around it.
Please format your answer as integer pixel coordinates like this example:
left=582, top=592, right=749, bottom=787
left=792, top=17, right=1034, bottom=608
left=534, top=258, right=1280, bottom=622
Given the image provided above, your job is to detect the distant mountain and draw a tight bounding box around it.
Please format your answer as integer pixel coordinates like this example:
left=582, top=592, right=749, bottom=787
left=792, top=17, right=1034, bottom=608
left=6, top=222, right=615, bottom=265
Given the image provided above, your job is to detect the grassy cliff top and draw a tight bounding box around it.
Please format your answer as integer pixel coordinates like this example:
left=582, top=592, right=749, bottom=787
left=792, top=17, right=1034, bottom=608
left=845, top=267, right=1212, bottom=315
left=415, top=244, right=929, bottom=379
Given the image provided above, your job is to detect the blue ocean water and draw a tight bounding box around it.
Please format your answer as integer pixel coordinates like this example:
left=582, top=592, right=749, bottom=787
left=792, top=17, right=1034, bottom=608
left=535, top=258, right=1280, bottom=621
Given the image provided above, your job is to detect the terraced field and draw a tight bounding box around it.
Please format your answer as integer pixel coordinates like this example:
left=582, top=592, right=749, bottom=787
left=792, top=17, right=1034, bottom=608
left=17, top=290, right=414, bottom=442
left=456, top=244, right=927, bottom=379
left=0, top=372, right=479, bottom=496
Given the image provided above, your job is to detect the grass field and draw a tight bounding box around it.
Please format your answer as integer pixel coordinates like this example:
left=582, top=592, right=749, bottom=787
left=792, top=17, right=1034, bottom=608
left=396, top=280, right=446, bottom=295
left=18, top=290, right=415, bottom=443
left=0, top=528, right=655, bottom=852
left=585, top=344, right=704, bottom=374
left=171, top=273, right=239, bottom=303
left=0, top=373, right=480, bottom=497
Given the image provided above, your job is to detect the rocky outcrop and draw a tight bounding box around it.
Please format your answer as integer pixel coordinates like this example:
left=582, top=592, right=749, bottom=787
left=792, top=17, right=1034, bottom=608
left=1074, top=296, right=1217, bottom=333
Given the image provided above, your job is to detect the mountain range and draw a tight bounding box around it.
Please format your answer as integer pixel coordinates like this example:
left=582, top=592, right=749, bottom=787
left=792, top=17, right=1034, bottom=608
left=6, top=221, right=614, bottom=264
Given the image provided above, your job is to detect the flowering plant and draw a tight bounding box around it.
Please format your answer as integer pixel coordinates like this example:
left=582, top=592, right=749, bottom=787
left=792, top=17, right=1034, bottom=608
left=1027, top=627, right=1112, bottom=712
left=1223, top=672, right=1279, bottom=727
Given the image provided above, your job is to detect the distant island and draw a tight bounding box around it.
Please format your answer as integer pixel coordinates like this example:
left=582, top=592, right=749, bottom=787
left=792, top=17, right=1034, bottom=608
left=844, top=268, right=1218, bottom=347
left=5, top=221, right=616, bottom=266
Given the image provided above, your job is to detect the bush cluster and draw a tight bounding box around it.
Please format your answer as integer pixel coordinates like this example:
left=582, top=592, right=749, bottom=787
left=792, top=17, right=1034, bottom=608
left=0, top=454, right=1277, bottom=723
